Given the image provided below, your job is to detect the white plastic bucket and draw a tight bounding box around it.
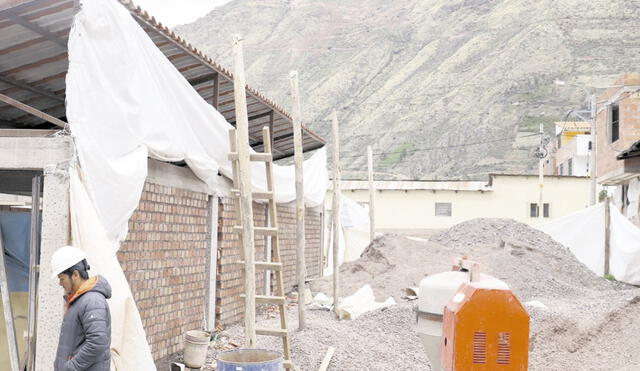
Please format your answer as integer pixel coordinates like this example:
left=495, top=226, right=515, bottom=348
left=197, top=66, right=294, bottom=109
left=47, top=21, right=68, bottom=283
left=183, top=330, right=210, bottom=368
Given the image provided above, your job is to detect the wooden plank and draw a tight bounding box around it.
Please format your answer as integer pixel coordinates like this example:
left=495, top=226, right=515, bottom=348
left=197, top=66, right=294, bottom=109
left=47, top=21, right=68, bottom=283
left=0, top=93, right=66, bottom=128
left=604, top=197, right=611, bottom=275
left=0, top=129, right=56, bottom=137
left=231, top=35, right=256, bottom=348
left=0, top=229, right=21, bottom=371
left=331, top=110, right=341, bottom=315
left=318, top=347, right=336, bottom=371
left=233, top=226, right=277, bottom=236
left=289, top=70, right=306, bottom=329
left=227, top=152, right=272, bottom=162
left=367, top=145, right=375, bottom=243
left=256, top=327, right=288, bottom=337
left=240, top=294, right=286, bottom=305
left=25, top=175, right=41, bottom=371
left=236, top=261, right=283, bottom=271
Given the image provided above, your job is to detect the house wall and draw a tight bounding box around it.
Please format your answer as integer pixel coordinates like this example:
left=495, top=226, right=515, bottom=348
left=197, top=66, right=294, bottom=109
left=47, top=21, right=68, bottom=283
left=596, top=74, right=640, bottom=183
left=216, top=197, right=322, bottom=325
left=336, top=175, right=590, bottom=233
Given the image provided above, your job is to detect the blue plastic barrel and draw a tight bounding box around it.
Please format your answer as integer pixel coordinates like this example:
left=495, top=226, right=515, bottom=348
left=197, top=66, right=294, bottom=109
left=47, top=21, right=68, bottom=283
left=216, top=349, right=283, bottom=371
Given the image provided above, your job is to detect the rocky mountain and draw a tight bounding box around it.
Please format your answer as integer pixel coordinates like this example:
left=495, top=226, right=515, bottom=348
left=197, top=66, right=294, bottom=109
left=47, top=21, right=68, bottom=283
left=175, top=0, right=640, bottom=180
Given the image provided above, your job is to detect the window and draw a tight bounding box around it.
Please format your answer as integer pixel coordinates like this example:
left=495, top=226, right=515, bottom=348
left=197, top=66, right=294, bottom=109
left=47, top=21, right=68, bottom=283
left=435, top=202, right=452, bottom=217
left=558, top=164, right=563, bottom=175
left=611, top=104, right=620, bottom=143
left=557, top=134, right=562, bottom=149
left=530, top=203, right=550, bottom=218
left=567, top=158, right=573, bottom=176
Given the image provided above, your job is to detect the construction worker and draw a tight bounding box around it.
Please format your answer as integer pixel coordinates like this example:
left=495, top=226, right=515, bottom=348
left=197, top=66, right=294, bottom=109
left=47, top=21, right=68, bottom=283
left=50, top=245, right=112, bottom=371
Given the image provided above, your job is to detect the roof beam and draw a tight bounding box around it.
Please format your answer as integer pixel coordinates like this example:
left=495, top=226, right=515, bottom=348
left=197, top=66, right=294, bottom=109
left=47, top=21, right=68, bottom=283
left=3, top=9, right=67, bottom=48
left=0, top=93, right=65, bottom=128
left=0, top=74, right=64, bottom=102
left=229, top=110, right=273, bottom=126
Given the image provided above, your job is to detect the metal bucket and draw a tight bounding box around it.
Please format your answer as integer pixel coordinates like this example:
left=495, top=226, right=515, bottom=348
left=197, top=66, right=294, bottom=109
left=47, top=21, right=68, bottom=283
left=183, top=330, right=210, bottom=368
left=216, top=349, right=283, bottom=371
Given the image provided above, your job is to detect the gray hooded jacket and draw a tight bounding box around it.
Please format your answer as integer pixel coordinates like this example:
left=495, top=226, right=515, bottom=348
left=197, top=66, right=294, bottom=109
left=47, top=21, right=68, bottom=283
left=54, top=275, right=112, bottom=371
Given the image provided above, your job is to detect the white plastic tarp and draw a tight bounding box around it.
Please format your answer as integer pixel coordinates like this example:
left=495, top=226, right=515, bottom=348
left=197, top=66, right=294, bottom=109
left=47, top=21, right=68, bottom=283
left=539, top=202, right=640, bottom=285
left=323, top=196, right=371, bottom=275
left=336, top=285, right=395, bottom=320
left=69, top=168, right=155, bottom=371
left=66, top=0, right=328, bottom=246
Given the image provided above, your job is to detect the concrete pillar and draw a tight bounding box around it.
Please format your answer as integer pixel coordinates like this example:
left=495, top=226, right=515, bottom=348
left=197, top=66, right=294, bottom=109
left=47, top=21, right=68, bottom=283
left=35, top=163, right=70, bottom=371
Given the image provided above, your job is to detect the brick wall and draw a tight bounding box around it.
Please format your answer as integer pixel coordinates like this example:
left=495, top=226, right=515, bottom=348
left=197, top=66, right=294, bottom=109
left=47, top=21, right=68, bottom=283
left=118, top=182, right=210, bottom=361
left=217, top=197, right=323, bottom=325
left=596, top=74, right=640, bottom=181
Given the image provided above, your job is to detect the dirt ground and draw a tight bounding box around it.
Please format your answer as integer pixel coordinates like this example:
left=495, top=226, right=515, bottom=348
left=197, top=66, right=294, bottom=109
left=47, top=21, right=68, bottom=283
left=173, top=218, right=640, bottom=370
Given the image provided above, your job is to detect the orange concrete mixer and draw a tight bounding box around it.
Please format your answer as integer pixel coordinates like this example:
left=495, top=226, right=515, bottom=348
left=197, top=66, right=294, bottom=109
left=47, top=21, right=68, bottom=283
left=441, top=281, right=530, bottom=370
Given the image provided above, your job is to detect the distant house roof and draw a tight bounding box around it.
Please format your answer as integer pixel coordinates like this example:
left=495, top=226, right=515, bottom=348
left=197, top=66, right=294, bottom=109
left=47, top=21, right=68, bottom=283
left=0, top=0, right=324, bottom=159
left=340, top=180, right=490, bottom=192
left=554, top=121, right=590, bottom=132
left=617, top=139, right=640, bottom=160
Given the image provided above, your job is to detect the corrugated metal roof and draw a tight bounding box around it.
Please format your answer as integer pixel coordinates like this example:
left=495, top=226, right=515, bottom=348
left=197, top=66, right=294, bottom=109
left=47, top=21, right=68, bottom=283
left=554, top=121, right=590, bottom=132
left=0, top=0, right=325, bottom=158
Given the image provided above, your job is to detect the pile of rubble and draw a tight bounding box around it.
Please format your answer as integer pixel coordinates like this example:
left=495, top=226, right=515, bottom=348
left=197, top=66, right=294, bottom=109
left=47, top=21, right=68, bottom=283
left=189, top=218, right=640, bottom=370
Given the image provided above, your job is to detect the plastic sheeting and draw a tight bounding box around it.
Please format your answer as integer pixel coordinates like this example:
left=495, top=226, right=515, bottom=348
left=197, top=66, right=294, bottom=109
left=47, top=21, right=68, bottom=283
left=66, top=0, right=328, bottom=246
left=323, top=196, right=372, bottom=276
left=539, top=202, right=640, bottom=285
left=0, top=212, right=30, bottom=291
left=69, top=168, right=155, bottom=371
left=336, top=285, right=396, bottom=320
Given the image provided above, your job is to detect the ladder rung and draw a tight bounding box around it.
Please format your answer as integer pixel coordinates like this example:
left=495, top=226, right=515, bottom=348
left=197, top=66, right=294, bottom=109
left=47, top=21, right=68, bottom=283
left=236, top=261, right=283, bottom=271
left=241, top=294, right=286, bottom=305
left=233, top=226, right=278, bottom=236
left=256, top=327, right=289, bottom=337
left=228, top=152, right=272, bottom=162
left=230, top=189, right=274, bottom=200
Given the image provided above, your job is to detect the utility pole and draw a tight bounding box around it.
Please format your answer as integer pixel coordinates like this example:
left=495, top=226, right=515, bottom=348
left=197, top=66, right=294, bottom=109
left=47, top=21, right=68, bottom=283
left=367, top=146, right=375, bottom=243
left=589, top=94, right=597, bottom=205
left=331, top=110, right=341, bottom=316
left=537, top=123, right=545, bottom=220
left=289, top=71, right=306, bottom=330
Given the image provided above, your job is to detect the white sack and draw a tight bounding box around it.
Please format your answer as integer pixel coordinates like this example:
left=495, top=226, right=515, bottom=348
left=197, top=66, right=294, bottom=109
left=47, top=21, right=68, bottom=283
left=66, top=0, right=327, bottom=245
left=337, top=284, right=395, bottom=320
left=539, top=202, right=640, bottom=284
left=69, top=168, right=155, bottom=370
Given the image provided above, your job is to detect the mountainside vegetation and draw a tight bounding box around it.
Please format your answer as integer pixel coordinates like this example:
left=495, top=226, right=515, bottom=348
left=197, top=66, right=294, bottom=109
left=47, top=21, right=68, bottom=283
left=175, top=0, right=640, bottom=180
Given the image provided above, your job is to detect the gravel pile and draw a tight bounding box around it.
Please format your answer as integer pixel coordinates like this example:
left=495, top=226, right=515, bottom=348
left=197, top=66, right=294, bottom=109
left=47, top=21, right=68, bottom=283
left=175, top=218, right=640, bottom=370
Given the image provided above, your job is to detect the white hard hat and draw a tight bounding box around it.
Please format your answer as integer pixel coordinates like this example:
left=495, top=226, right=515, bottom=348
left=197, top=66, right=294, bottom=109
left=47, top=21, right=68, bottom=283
left=50, top=245, right=87, bottom=279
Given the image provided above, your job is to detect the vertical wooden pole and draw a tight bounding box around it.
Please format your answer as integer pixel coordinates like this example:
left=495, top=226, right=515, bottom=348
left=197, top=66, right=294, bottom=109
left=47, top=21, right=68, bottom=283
left=268, top=110, right=275, bottom=151
left=26, top=175, right=41, bottom=371
left=289, top=71, right=306, bottom=329
left=604, top=197, right=611, bottom=276
left=0, top=229, right=20, bottom=371
left=367, top=146, right=375, bottom=243
left=232, top=35, right=256, bottom=347
left=331, top=110, right=341, bottom=315
left=212, top=72, right=219, bottom=110
left=538, top=123, right=544, bottom=220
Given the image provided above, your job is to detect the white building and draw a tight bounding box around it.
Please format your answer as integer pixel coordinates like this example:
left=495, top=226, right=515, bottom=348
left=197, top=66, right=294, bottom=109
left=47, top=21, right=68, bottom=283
left=331, top=174, right=590, bottom=235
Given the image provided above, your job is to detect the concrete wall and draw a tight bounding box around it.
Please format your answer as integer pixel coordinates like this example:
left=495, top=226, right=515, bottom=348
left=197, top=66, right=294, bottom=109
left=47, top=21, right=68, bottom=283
left=334, top=175, right=590, bottom=232
left=0, top=136, right=74, bottom=371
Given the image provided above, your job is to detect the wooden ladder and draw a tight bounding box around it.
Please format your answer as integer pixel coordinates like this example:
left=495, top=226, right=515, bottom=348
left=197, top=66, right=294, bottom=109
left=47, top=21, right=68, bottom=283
left=228, top=126, right=294, bottom=370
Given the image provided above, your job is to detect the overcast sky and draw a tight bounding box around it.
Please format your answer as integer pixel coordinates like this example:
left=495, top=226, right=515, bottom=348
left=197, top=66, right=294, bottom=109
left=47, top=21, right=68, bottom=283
left=132, top=0, right=233, bottom=28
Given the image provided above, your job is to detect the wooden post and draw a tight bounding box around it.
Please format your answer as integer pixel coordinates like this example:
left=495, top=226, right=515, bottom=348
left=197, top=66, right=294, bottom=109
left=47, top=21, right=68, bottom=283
left=331, top=110, right=341, bottom=315
left=604, top=197, right=611, bottom=276
left=289, top=71, right=306, bottom=329
left=232, top=35, right=256, bottom=347
left=268, top=110, right=275, bottom=151
left=0, top=229, right=20, bottom=371
left=367, top=145, right=375, bottom=243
